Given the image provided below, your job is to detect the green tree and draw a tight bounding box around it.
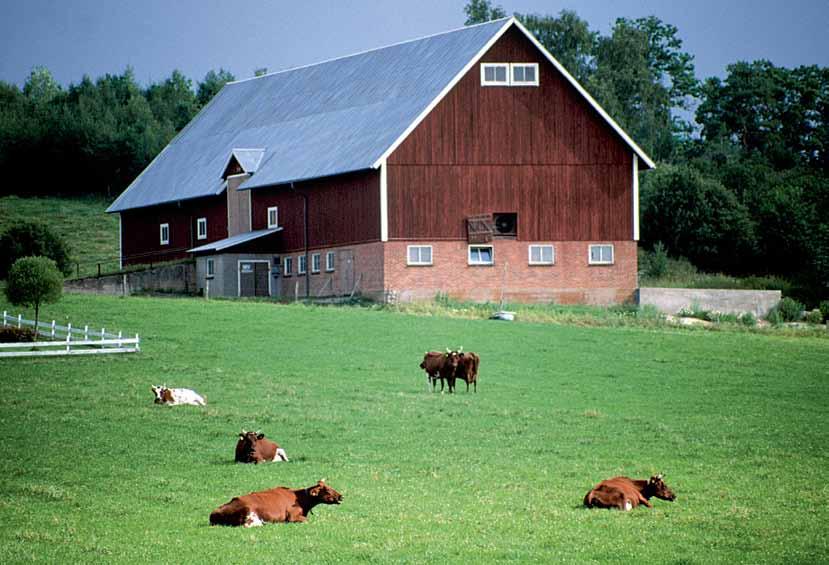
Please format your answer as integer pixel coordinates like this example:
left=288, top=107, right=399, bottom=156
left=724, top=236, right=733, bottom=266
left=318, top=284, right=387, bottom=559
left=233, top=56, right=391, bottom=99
left=197, top=69, right=236, bottom=107
left=4, top=256, right=63, bottom=330
left=590, top=17, right=699, bottom=161
left=146, top=69, right=198, bottom=131
left=640, top=164, right=757, bottom=273
left=23, top=66, right=61, bottom=105
left=464, top=0, right=506, bottom=25
left=0, top=221, right=73, bottom=278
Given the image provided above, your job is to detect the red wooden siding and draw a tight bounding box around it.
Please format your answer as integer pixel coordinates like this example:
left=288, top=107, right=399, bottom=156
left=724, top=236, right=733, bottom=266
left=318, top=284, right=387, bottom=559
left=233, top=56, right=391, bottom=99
left=120, top=195, right=227, bottom=265
left=250, top=169, right=380, bottom=253
left=387, top=26, right=633, bottom=241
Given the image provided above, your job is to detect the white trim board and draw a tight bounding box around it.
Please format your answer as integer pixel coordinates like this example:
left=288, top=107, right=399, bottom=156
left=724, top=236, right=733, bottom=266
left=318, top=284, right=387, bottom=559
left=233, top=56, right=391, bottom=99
left=633, top=153, right=640, bottom=241
left=380, top=160, right=389, bottom=242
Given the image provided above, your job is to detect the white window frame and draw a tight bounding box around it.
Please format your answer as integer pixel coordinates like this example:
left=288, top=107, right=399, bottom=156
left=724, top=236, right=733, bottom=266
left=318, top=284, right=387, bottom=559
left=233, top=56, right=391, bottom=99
left=528, top=244, right=555, bottom=265
left=468, top=244, right=494, bottom=266
left=480, top=63, right=510, bottom=86
left=283, top=256, right=293, bottom=276
left=311, top=253, right=321, bottom=274
left=298, top=255, right=307, bottom=275
left=160, top=223, right=169, bottom=245
left=267, top=206, right=279, bottom=229
left=588, top=244, right=615, bottom=265
left=196, top=217, right=207, bottom=240
left=407, top=245, right=433, bottom=266
left=325, top=251, right=335, bottom=272
left=206, top=258, right=215, bottom=278
left=510, top=63, right=539, bottom=86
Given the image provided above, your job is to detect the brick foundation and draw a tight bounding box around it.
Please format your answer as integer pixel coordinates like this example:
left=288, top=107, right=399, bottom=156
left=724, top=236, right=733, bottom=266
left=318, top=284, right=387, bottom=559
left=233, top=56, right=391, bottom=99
left=382, top=240, right=637, bottom=304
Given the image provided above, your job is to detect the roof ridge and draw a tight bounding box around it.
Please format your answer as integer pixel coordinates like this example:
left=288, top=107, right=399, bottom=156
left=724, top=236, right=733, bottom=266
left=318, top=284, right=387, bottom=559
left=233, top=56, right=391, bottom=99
left=226, top=17, right=513, bottom=86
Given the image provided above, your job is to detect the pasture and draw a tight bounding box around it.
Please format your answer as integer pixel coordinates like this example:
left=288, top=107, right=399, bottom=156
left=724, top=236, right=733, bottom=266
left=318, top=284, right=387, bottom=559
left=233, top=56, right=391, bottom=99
left=0, top=294, right=827, bottom=563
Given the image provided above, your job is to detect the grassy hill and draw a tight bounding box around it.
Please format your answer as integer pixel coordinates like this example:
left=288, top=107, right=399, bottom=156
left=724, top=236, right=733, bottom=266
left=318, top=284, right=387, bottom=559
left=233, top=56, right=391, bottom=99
left=0, top=195, right=118, bottom=278
left=0, top=293, right=826, bottom=563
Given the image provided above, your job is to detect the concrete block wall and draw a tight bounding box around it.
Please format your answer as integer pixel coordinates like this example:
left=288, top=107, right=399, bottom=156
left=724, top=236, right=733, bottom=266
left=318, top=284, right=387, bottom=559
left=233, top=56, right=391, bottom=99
left=65, top=262, right=196, bottom=295
left=637, top=288, right=782, bottom=317
left=382, top=240, right=637, bottom=304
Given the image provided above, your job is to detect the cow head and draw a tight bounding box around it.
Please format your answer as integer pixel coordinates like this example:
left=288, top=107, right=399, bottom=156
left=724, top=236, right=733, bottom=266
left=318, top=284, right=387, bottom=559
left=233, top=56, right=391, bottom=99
left=647, top=474, right=676, bottom=501
left=151, top=385, right=172, bottom=404
left=237, top=430, right=265, bottom=452
left=308, top=479, right=342, bottom=505
left=444, top=349, right=460, bottom=369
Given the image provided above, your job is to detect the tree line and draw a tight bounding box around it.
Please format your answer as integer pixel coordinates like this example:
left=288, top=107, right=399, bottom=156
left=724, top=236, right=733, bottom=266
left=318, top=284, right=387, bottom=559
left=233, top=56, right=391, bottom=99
left=0, top=66, right=234, bottom=199
left=466, top=1, right=828, bottom=301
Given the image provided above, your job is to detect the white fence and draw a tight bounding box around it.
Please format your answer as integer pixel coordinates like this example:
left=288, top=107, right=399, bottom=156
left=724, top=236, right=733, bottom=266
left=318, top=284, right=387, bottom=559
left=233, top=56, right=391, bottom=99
left=0, top=311, right=140, bottom=358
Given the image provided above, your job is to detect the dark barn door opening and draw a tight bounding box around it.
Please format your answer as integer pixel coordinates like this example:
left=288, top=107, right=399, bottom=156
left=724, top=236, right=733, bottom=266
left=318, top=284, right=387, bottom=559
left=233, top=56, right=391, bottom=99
left=239, top=261, right=269, bottom=297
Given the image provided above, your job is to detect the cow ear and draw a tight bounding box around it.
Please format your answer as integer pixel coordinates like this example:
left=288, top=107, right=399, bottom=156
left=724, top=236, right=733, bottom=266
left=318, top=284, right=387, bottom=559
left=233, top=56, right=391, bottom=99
left=257, top=433, right=265, bottom=439
left=309, top=485, right=320, bottom=497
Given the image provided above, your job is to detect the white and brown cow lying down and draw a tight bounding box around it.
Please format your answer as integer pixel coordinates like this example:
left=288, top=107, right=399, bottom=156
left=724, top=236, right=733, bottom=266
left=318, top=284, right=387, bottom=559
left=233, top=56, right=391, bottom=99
left=209, top=480, right=342, bottom=527
left=150, top=385, right=206, bottom=406
left=235, top=430, right=288, bottom=463
left=583, top=474, right=676, bottom=511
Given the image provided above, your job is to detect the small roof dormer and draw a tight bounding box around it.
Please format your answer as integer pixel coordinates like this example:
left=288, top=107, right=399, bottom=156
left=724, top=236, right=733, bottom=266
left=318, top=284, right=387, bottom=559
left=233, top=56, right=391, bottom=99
left=222, top=148, right=265, bottom=179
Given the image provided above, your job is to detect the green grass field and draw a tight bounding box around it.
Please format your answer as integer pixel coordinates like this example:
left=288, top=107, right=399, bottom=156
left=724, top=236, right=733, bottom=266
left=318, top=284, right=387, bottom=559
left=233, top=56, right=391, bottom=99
left=0, top=195, right=118, bottom=278
left=1, top=294, right=827, bottom=563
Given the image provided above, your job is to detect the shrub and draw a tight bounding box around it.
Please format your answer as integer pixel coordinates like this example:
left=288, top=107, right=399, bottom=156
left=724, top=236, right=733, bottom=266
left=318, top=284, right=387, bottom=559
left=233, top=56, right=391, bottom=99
left=739, top=312, right=757, bottom=327
left=766, top=309, right=783, bottom=326
left=820, top=300, right=829, bottom=323
left=803, top=310, right=823, bottom=324
left=0, top=221, right=72, bottom=279
left=4, top=256, right=64, bottom=329
left=0, top=327, right=37, bottom=342
left=774, top=297, right=804, bottom=322
left=646, top=242, right=669, bottom=279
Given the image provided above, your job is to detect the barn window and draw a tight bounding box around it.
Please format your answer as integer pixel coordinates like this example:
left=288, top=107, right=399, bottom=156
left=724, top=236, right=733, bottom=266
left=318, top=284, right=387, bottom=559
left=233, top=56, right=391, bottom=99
left=407, top=245, right=433, bottom=266
left=529, top=244, right=554, bottom=265
left=468, top=245, right=494, bottom=265
left=267, top=206, right=279, bottom=228
left=481, top=63, right=509, bottom=86
left=197, top=217, right=207, bottom=240
left=326, top=251, right=335, bottom=272
left=588, top=244, right=614, bottom=265
left=160, top=223, right=170, bottom=245
left=283, top=256, right=293, bottom=276
left=206, top=258, right=215, bottom=278
left=511, top=63, right=539, bottom=86
left=298, top=255, right=307, bottom=275
left=311, top=253, right=321, bottom=273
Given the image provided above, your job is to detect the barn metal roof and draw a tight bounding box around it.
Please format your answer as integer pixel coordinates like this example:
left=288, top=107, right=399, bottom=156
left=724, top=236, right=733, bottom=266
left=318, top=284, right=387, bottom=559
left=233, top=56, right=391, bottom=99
left=226, top=148, right=266, bottom=175
left=187, top=228, right=282, bottom=254
left=108, top=17, right=654, bottom=214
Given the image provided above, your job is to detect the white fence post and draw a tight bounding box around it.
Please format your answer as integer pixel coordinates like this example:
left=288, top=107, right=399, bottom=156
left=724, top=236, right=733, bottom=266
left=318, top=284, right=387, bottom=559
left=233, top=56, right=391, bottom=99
left=17, top=314, right=22, bottom=328
left=66, top=323, right=72, bottom=353
left=136, top=334, right=140, bottom=353
left=0, top=313, right=139, bottom=358
left=84, top=325, right=88, bottom=341
left=51, top=321, right=56, bottom=339
left=2, top=311, right=6, bottom=327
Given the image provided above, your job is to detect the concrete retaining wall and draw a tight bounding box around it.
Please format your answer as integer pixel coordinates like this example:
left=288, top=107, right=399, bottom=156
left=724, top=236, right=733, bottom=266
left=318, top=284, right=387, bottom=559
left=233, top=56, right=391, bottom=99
left=64, top=262, right=196, bottom=296
left=637, top=287, right=781, bottom=317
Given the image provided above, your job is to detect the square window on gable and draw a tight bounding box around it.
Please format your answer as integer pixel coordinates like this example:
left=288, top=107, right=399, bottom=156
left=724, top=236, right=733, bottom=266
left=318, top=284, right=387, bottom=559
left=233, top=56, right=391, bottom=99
left=511, top=63, right=539, bottom=86
left=197, top=217, right=207, bottom=240
left=160, top=223, right=170, bottom=245
left=267, top=207, right=278, bottom=229
left=481, top=63, right=509, bottom=86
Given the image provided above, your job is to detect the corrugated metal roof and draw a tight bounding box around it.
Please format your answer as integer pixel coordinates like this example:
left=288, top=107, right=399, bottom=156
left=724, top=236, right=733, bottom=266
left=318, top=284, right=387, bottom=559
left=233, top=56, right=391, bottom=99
left=228, top=148, right=266, bottom=174
left=187, top=227, right=282, bottom=254
left=107, top=18, right=511, bottom=213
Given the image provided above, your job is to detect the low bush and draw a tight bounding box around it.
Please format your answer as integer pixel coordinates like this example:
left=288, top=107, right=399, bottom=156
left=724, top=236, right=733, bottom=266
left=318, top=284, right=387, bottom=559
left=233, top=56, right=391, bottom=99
left=772, top=297, right=804, bottom=322
left=0, top=222, right=72, bottom=279
left=739, top=312, right=757, bottom=327
left=820, top=300, right=829, bottom=323
left=0, top=326, right=37, bottom=342
left=803, top=310, right=823, bottom=324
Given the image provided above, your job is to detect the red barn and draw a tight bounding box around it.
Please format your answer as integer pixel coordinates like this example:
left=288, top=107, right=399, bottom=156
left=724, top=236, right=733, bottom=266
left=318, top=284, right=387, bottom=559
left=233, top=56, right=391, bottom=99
left=107, top=17, right=653, bottom=303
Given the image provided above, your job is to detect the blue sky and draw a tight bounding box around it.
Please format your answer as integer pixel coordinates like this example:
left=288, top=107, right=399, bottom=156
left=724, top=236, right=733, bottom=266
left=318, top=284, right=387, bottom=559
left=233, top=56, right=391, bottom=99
left=1, top=0, right=827, bottom=88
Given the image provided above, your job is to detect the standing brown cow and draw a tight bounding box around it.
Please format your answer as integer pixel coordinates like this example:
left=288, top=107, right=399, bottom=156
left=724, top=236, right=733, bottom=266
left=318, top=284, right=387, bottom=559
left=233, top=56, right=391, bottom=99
left=235, top=430, right=289, bottom=463
left=583, top=474, right=676, bottom=510
left=209, top=479, right=343, bottom=526
left=419, top=350, right=460, bottom=392
left=453, top=351, right=480, bottom=393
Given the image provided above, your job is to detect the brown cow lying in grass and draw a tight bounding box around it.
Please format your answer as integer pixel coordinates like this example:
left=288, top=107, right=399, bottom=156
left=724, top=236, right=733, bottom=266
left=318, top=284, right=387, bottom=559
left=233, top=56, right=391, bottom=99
left=583, top=474, right=676, bottom=511
left=235, top=430, right=288, bottom=463
left=209, top=480, right=342, bottom=527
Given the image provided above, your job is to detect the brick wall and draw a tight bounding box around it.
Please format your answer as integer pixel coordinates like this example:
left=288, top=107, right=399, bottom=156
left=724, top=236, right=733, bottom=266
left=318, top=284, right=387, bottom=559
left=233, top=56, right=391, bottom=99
left=382, top=240, right=637, bottom=304
left=275, top=242, right=386, bottom=300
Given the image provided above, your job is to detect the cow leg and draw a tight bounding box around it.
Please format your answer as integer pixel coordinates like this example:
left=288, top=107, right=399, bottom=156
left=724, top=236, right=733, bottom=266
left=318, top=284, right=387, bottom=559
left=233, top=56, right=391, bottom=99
left=636, top=492, right=652, bottom=508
